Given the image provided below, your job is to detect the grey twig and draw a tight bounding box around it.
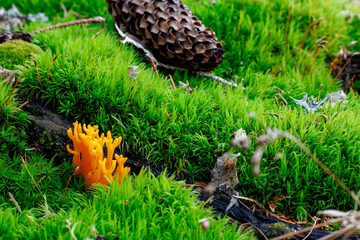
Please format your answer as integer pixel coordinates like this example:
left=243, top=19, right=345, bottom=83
left=115, top=22, right=157, bottom=62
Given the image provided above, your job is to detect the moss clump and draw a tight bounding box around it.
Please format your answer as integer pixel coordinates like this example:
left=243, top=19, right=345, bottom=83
left=261, top=222, right=291, bottom=238
left=0, top=40, right=44, bottom=70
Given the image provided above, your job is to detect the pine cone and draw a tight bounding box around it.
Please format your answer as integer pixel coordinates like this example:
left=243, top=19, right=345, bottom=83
left=107, top=0, right=224, bottom=71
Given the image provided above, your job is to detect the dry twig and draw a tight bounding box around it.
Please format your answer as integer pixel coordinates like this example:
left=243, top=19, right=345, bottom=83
left=47, top=53, right=59, bottom=83
left=20, top=156, right=46, bottom=203
left=168, top=74, right=176, bottom=89
left=274, top=96, right=279, bottom=107
left=30, top=17, right=105, bottom=34
left=4, top=55, right=29, bottom=105
left=284, top=4, right=293, bottom=43
left=277, top=92, right=288, bottom=105
left=260, top=69, right=282, bottom=98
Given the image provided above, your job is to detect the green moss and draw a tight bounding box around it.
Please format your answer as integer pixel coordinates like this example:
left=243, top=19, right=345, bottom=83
left=0, top=80, right=28, bottom=128
left=260, top=222, right=291, bottom=238
left=0, top=160, right=252, bottom=239
left=17, top=16, right=360, bottom=220
left=0, top=40, right=44, bottom=70
left=2, top=0, right=360, bottom=223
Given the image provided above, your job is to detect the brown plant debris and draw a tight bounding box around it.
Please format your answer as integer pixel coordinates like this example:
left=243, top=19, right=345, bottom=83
left=331, top=49, right=360, bottom=92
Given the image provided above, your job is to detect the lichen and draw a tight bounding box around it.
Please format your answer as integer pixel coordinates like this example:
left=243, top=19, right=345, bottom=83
left=0, top=39, right=44, bottom=70
left=261, top=222, right=292, bottom=238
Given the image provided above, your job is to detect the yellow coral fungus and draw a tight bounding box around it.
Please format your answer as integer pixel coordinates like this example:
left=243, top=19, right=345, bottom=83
left=66, top=121, right=130, bottom=187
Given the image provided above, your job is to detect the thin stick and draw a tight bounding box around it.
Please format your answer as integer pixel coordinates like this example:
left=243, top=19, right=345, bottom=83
left=192, top=223, right=201, bottom=240
left=63, top=167, right=78, bottom=201
left=168, top=74, right=176, bottom=89
left=308, top=36, right=327, bottom=52
left=194, top=71, right=238, bottom=88
left=88, top=28, right=104, bottom=62
left=274, top=96, right=279, bottom=107
left=307, top=47, right=321, bottom=75
left=310, top=23, right=319, bottom=43
left=315, top=114, right=327, bottom=143
left=60, top=3, right=68, bottom=18
left=69, top=10, right=87, bottom=19
left=18, top=101, right=29, bottom=109
left=284, top=4, right=293, bottom=43
left=241, top=223, right=268, bottom=240
left=237, top=0, right=246, bottom=33
left=297, top=19, right=314, bottom=57
left=259, top=69, right=282, bottom=98
left=29, top=53, right=41, bottom=85
left=20, top=156, right=46, bottom=202
left=297, top=19, right=321, bottom=58
left=112, top=41, right=123, bottom=62
left=350, top=74, right=356, bottom=97
left=329, top=55, right=340, bottom=70
left=327, top=54, right=340, bottom=78
left=263, top=112, right=283, bottom=119
left=4, top=56, right=29, bottom=105
left=123, top=82, right=136, bottom=115
left=303, top=218, right=317, bottom=240
left=245, top=120, right=253, bottom=131
left=300, top=37, right=327, bottom=71
left=327, top=16, right=350, bottom=51
left=294, top=61, right=299, bottom=72
left=317, top=84, right=323, bottom=103
left=165, top=110, right=171, bottom=121
left=47, top=53, right=59, bottom=83
left=114, top=22, right=157, bottom=62
left=277, top=92, right=288, bottom=105
left=303, top=45, right=321, bottom=75
left=151, top=59, right=158, bottom=74
left=29, top=17, right=105, bottom=34
left=328, top=107, right=342, bottom=132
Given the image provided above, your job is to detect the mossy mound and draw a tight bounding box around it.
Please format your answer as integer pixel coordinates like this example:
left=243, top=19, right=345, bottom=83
left=0, top=40, right=44, bottom=70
